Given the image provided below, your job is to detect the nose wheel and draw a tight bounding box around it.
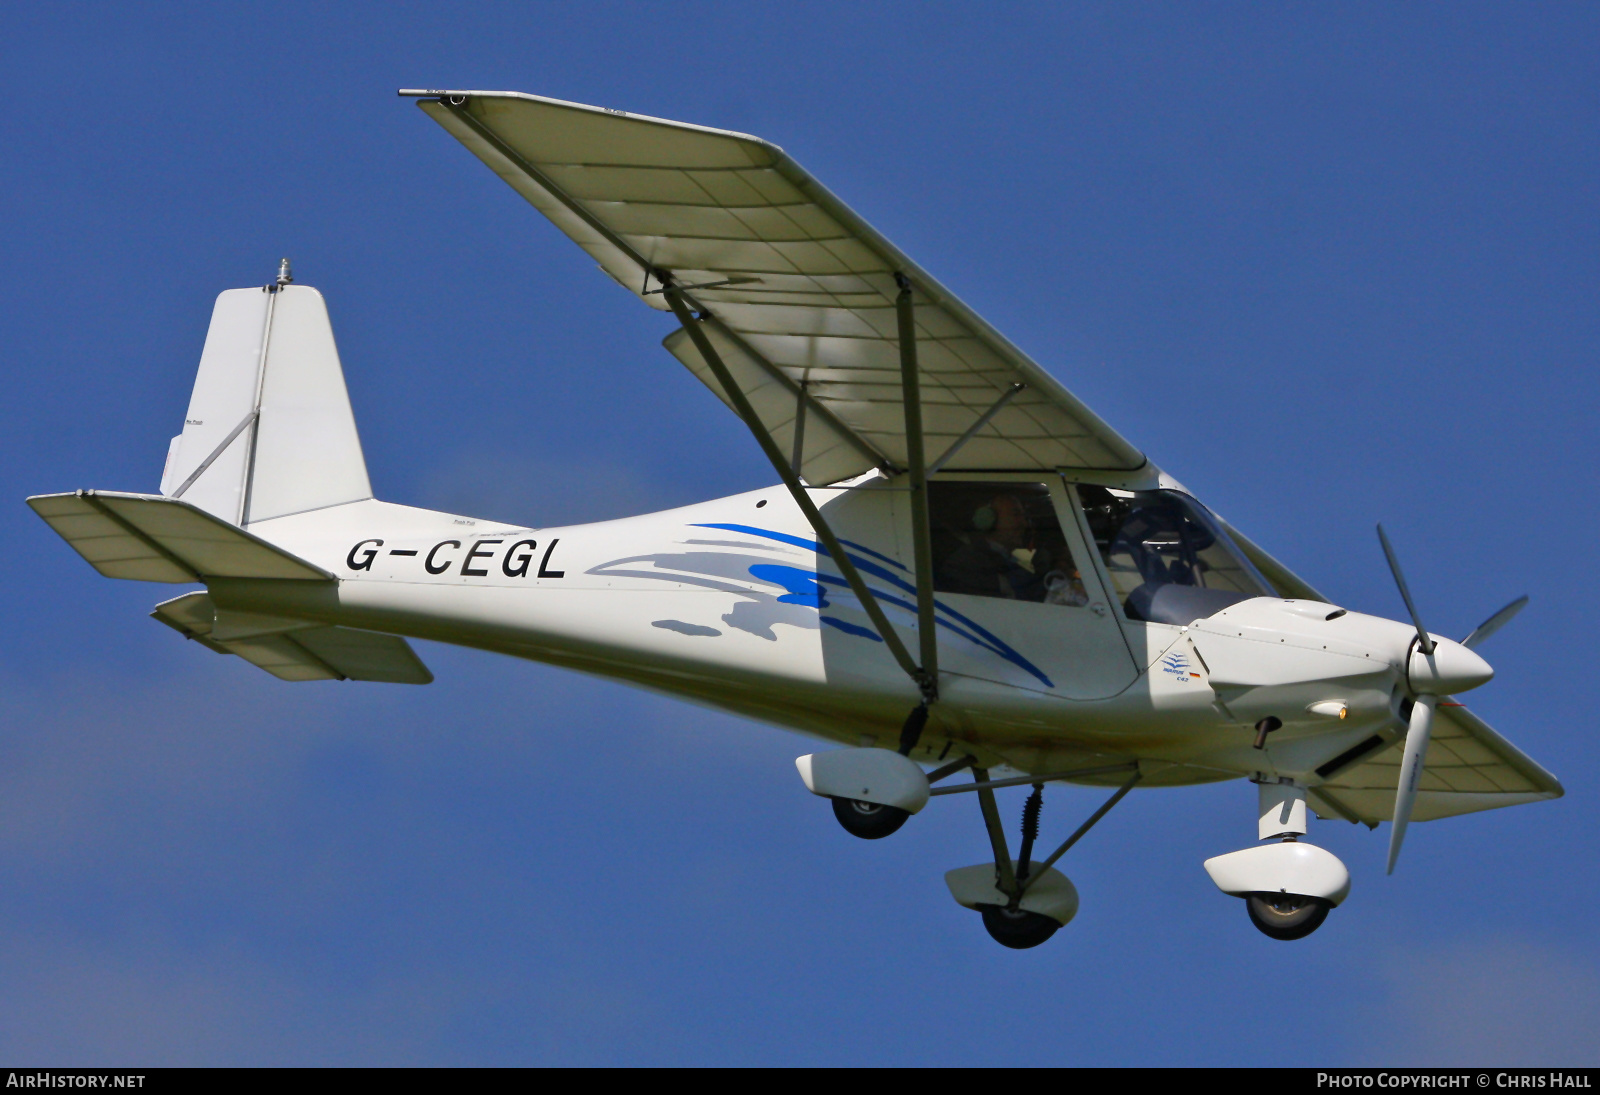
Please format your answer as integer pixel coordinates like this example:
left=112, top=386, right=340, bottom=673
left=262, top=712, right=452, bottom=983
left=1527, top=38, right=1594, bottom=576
left=1246, top=892, right=1330, bottom=940
left=1205, top=780, right=1350, bottom=941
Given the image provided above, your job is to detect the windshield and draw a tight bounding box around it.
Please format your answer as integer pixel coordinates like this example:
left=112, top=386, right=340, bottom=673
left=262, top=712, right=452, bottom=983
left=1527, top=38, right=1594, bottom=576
left=1077, top=486, right=1273, bottom=625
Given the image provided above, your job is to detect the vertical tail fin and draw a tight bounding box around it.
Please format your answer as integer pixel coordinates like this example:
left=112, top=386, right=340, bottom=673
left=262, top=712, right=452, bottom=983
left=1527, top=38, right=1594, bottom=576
left=160, top=271, right=372, bottom=526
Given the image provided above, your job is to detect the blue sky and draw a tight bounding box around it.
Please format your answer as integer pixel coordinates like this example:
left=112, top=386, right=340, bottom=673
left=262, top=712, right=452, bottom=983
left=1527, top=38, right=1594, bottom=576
left=3, top=2, right=1597, bottom=1065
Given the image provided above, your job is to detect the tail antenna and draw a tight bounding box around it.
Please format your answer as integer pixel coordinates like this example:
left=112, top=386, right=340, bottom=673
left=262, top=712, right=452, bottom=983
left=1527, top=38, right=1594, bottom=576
left=276, top=258, right=293, bottom=287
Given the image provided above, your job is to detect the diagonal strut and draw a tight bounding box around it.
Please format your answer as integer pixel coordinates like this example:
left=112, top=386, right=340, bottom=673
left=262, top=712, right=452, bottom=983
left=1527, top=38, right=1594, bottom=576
left=895, top=273, right=939, bottom=708
left=662, top=286, right=926, bottom=692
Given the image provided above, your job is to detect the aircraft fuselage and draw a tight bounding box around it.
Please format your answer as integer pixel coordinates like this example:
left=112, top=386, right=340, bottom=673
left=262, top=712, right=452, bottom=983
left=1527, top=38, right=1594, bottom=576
left=221, top=480, right=1481, bottom=791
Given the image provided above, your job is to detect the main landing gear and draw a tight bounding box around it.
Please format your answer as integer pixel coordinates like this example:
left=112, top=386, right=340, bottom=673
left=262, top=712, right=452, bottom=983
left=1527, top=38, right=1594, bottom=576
left=796, top=742, right=1145, bottom=950
left=798, top=745, right=1359, bottom=945
left=830, top=796, right=910, bottom=840
left=976, top=903, right=1063, bottom=950
left=1204, top=777, right=1351, bottom=941
left=796, top=747, right=931, bottom=838
left=798, top=707, right=940, bottom=841
left=943, top=769, right=1142, bottom=949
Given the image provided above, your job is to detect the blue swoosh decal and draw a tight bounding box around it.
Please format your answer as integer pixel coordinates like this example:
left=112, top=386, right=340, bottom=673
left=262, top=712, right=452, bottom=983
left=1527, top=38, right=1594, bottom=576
left=748, top=563, right=829, bottom=608
left=693, top=522, right=1053, bottom=688
left=820, top=616, right=882, bottom=641
left=837, top=538, right=907, bottom=572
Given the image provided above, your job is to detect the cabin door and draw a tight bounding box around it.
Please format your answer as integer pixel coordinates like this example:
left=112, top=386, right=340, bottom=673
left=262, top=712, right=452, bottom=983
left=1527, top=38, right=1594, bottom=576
left=916, top=478, right=1139, bottom=700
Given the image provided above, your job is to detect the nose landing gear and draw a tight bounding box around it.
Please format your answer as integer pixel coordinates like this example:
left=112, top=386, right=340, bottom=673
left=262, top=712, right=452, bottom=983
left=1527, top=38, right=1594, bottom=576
left=1245, top=892, right=1331, bottom=941
left=1205, top=778, right=1350, bottom=941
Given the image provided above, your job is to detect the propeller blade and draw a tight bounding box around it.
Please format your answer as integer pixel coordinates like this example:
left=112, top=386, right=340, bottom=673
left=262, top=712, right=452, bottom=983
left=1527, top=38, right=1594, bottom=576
left=1377, top=524, right=1434, bottom=655
left=1386, top=695, right=1437, bottom=874
left=1462, top=594, right=1529, bottom=650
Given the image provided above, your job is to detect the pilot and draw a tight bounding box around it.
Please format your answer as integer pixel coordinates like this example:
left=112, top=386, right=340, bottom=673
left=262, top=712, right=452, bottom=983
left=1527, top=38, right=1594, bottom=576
left=940, top=494, right=1085, bottom=604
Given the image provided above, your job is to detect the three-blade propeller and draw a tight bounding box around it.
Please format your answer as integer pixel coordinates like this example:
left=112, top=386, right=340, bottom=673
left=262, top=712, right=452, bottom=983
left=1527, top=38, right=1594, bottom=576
left=1462, top=594, right=1528, bottom=651
left=1377, top=525, right=1526, bottom=874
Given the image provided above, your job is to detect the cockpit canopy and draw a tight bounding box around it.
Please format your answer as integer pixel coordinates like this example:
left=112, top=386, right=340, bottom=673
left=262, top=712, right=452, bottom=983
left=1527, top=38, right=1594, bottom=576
left=1078, top=486, right=1273, bottom=625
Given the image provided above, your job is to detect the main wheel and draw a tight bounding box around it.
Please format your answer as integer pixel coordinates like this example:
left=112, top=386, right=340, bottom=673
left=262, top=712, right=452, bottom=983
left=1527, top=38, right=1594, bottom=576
left=1246, top=892, right=1331, bottom=941
left=830, top=797, right=909, bottom=840
left=978, top=904, right=1061, bottom=949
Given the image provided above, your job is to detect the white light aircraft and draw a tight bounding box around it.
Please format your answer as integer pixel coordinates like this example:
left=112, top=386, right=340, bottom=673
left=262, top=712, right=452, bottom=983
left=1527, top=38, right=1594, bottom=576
left=30, top=90, right=1563, bottom=948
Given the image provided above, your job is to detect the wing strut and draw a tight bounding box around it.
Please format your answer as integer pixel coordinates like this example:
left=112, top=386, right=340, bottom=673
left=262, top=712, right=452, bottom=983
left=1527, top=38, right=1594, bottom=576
left=971, top=766, right=1020, bottom=899
left=928, top=383, right=1026, bottom=475
left=789, top=380, right=807, bottom=476
left=895, top=274, right=939, bottom=714
left=662, top=285, right=933, bottom=706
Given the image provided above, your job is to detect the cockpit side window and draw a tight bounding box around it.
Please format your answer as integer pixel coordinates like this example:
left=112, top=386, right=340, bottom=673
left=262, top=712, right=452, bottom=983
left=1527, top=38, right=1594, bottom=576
left=1077, top=486, right=1273, bottom=625
left=929, top=482, right=1089, bottom=606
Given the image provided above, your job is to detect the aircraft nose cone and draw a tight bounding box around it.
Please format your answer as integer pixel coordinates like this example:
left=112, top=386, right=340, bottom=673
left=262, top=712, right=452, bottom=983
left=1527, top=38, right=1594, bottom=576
left=1409, top=638, right=1494, bottom=694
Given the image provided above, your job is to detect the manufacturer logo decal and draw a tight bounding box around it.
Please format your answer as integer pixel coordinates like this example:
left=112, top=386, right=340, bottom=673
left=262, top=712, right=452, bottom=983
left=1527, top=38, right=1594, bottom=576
left=1160, top=651, right=1202, bottom=682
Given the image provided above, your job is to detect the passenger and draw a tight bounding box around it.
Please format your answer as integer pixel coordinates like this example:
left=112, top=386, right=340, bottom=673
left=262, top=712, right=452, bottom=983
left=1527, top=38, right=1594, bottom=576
left=1044, top=566, right=1090, bottom=607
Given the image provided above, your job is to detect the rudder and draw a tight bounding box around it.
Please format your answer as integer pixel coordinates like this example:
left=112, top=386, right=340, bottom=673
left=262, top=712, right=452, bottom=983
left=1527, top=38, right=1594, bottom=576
left=160, top=268, right=372, bottom=526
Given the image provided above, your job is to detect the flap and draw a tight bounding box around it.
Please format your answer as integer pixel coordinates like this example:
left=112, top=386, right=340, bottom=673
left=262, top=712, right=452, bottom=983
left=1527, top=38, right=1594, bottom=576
left=29, top=491, right=332, bottom=583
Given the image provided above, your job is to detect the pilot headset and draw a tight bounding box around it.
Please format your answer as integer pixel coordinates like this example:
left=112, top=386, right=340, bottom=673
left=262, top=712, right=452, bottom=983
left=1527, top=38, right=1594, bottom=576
left=972, top=504, right=997, bottom=532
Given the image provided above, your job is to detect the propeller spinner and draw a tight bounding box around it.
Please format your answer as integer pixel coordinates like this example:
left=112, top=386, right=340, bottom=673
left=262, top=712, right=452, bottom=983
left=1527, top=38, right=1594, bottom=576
left=1377, top=525, right=1524, bottom=874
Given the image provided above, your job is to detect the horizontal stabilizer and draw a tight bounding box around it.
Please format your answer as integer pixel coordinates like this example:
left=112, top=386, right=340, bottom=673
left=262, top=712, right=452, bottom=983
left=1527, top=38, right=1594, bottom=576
left=28, top=491, right=331, bottom=583
left=152, top=592, right=432, bottom=684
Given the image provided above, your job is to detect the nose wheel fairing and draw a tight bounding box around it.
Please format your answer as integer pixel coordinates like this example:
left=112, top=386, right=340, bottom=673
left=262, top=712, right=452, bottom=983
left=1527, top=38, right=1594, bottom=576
left=1204, top=781, right=1351, bottom=941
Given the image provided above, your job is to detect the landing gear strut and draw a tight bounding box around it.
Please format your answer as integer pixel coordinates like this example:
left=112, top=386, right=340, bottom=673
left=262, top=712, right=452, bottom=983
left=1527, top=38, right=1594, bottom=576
left=1204, top=777, right=1351, bottom=941
left=973, top=782, right=1061, bottom=948
left=945, top=765, right=1143, bottom=949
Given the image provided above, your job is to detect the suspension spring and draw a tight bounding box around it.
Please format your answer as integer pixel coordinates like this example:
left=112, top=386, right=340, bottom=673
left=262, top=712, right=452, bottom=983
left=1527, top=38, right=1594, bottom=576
left=1016, top=783, right=1044, bottom=882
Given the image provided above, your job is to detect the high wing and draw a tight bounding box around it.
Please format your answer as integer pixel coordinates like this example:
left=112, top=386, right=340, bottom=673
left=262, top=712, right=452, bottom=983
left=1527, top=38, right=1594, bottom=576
left=1310, top=701, right=1563, bottom=825
left=408, top=89, right=1145, bottom=487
